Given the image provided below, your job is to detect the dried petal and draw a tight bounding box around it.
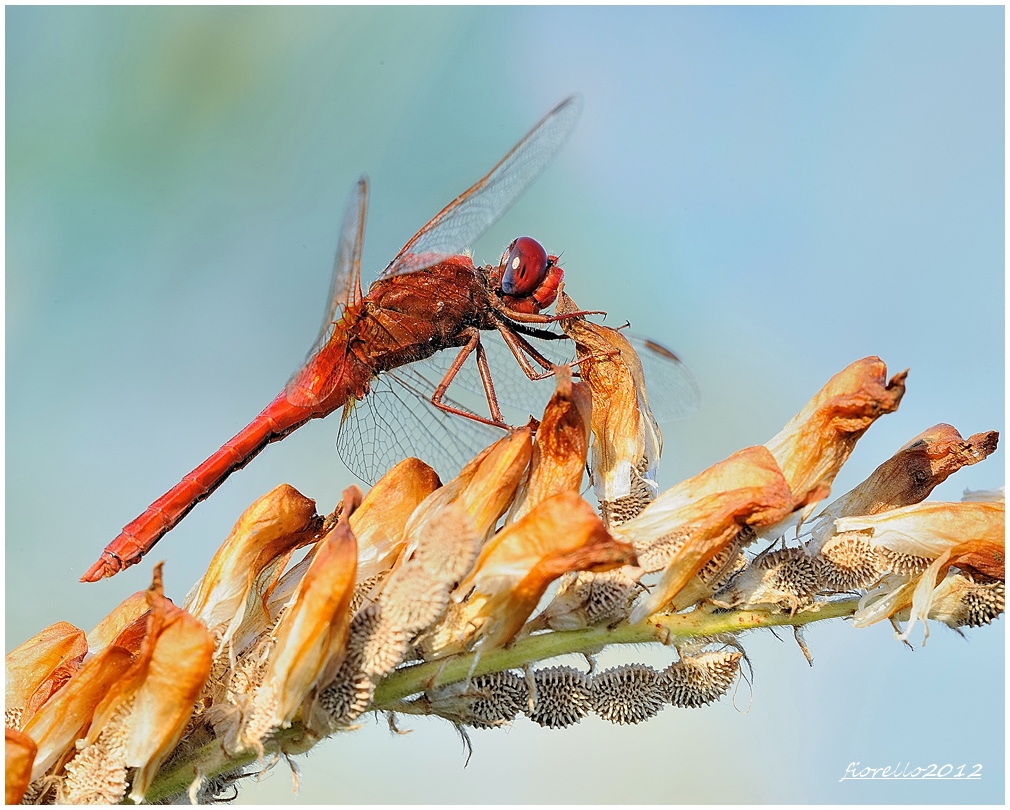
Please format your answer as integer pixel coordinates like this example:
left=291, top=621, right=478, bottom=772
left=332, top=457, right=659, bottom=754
left=6, top=728, right=36, bottom=804
left=448, top=491, right=636, bottom=651
left=183, top=484, right=318, bottom=659
left=86, top=592, right=149, bottom=656
left=764, top=356, right=907, bottom=522
left=352, top=458, right=441, bottom=581
left=22, top=644, right=133, bottom=782
left=620, top=446, right=794, bottom=622
left=243, top=492, right=358, bottom=749
left=557, top=293, right=663, bottom=525
left=5, top=621, right=87, bottom=728
left=834, top=501, right=1005, bottom=565
left=509, top=366, right=592, bottom=523
left=67, top=565, right=214, bottom=803
left=817, top=424, right=999, bottom=524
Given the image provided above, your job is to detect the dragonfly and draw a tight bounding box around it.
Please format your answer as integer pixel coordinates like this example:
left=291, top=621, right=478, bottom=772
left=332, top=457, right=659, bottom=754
left=82, top=95, right=699, bottom=582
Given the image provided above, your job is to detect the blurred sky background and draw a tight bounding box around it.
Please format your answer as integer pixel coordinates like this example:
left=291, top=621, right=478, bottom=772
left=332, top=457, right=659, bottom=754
left=6, top=6, right=1004, bottom=804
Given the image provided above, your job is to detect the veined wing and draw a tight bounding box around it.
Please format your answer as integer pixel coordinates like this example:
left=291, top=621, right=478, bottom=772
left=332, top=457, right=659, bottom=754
left=286, top=177, right=368, bottom=408
left=626, top=335, right=701, bottom=421
left=381, top=95, right=583, bottom=280
left=336, top=365, right=505, bottom=485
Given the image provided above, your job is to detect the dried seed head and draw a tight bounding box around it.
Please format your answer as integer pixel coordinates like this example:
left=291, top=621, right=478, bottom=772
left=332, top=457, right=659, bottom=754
left=313, top=665, right=374, bottom=731
left=589, top=665, right=665, bottom=725
left=662, top=651, right=742, bottom=708
left=600, top=457, right=658, bottom=527
left=542, top=568, right=641, bottom=631
left=816, top=533, right=882, bottom=591
left=352, top=605, right=410, bottom=680
left=874, top=546, right=932, bottom=577
left=713, top=548, right=820, bottom=613
left=58, top=694, right=134, bottom=805
left=668, top=537, right=751, bottom=612
left=526, top=666, right=592, bottom=728
left=379, top=563, right=451, bottom=636
left=349, top=572, right=388, bottom=616
left=426, top=672, right=530, bottom=729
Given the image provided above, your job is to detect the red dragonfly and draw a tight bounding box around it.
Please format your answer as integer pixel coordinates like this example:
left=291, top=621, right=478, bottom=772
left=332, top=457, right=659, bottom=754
left=83, top=95, right=699, bottom=582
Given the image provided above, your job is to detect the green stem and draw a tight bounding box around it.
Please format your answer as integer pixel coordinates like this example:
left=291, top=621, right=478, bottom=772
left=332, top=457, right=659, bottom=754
left=140, top=598, right=858, bottom=803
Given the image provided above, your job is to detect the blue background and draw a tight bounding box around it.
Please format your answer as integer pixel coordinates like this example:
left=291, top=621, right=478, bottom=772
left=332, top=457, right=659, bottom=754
left=7, top=7, right=1004, bottom=803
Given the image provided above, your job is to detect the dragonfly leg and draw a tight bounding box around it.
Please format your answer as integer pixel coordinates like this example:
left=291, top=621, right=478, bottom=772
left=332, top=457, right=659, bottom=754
left=495, top=321, right=558, bottom=381
left=430, top=329, right=512, bottom=430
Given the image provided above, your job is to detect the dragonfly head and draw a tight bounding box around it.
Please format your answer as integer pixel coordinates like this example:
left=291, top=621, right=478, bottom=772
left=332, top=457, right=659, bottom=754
left=496, top=236, right=564, bottom=314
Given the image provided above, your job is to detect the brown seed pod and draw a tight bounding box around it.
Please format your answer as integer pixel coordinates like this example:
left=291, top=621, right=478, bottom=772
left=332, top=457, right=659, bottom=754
left=426, top=672, right=530, bottom=729
left=662, top=651, right=742, bottom=708
left=526, top=666, right=592, bottom=728
left=589, top=664, right=666, bottom=725
left=816, top=533, right=882, bottom=592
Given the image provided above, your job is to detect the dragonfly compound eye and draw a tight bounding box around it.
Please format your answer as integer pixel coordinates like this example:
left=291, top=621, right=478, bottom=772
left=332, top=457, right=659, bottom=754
left=501, top=236, right=550, bottom=297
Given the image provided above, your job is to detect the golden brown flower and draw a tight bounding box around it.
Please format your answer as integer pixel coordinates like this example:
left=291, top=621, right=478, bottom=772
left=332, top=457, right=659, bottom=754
left=351, top=457, right=441, bottom=581
left=183, top=483, right=319, bottom=660
left=429, top=491, right=636, bottom=654
left=85, top=592, right=150, bottom=656
left=816, top=424, right=999, bottom=525
left=844, top=501, right=1005, bottom=641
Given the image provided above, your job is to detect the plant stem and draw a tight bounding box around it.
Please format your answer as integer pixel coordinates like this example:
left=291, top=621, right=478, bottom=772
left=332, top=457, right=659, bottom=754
left=140, top=598, right=859, bottom=803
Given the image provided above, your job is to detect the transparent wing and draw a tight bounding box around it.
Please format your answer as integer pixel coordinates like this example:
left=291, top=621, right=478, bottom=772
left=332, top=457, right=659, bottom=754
left=381, top=95, right=583, bottom=280
left=336, top=366, right=505, bottom=485
left=628, top=335, right=701, bottom=421
left=307, top=176, right=368, bottom=361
